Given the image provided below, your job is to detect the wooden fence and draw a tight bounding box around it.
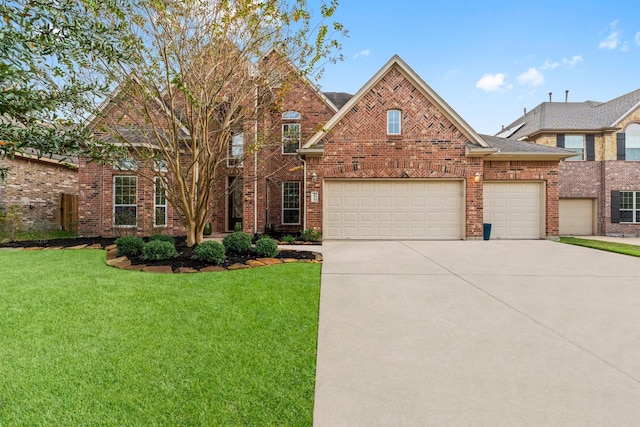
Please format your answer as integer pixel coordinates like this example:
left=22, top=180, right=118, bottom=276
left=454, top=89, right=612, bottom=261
left=57, top=193, right=78, bottom=233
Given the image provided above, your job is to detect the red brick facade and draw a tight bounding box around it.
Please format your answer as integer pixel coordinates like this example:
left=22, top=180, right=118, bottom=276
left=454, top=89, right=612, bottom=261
left=78, top=56, right=564, bottom=239
left=0, top=154, right=77, bottom=230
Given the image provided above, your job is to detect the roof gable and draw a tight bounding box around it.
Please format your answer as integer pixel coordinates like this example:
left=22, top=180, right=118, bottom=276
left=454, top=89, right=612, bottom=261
left=303, top=55, right=487, bottom=149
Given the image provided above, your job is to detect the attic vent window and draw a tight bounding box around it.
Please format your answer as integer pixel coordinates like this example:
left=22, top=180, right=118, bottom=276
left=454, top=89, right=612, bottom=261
left=282, top=111, right=301, bottom=120
left=387, top=109, right=401, bottom=135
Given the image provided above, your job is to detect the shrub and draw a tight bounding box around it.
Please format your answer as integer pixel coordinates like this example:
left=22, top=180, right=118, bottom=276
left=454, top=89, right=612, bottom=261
left=0, top=205, right=23, bottom=242
left=115, top=235, right=144, bottom=257
left=149, top=234, right=175, bottom=245
left=254, top=236, right=279, bottom=257
left=281, top=234, right=295, bottom=244
left=223, top=231, right=252, bottom=254
left=192, top=241, right=226, bottom=265
left=142, top=240, right=178, bottom=261
left=300, top=228, right=322, bottom=242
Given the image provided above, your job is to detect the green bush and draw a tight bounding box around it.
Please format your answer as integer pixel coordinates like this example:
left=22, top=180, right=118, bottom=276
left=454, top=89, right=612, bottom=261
left=281, top=234, right=295, bottom=244
left=300, top=228, right=322, bottom=242
left=142, top=240, right=178, bottom=261
left=115, top=235, right=144, bottom=257
left=254, top=236, right=279, bottom=257
left=223, top=231, right=252, bottom=254
left=192, top=241, right=226, bottom=265
left=149, top=234, right=175, bottom=245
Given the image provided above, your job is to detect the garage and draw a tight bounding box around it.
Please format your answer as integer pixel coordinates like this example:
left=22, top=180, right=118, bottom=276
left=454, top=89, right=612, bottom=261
left=323, top=180, right=463, bottom=240
left=483, top=182, right=543, bottom=239
left=559, top=198, right=595, bottom=235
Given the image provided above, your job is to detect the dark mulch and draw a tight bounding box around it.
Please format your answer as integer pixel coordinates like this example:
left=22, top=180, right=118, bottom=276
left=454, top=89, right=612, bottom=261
left=0, top=236, right=319, bottom=272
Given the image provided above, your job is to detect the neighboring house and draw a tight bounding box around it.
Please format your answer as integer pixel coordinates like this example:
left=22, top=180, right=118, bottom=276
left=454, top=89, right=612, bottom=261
left=0, top=150, right=78, bottom=231
left=498, top=89, right=640, bottom=236
left=78, top=55, right=571, bottom=240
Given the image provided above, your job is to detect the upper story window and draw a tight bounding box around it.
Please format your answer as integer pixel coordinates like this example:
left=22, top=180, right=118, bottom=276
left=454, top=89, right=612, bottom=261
left=625, top=123, right=640, bottom=161
left=114, top=157, right=138, bottom=171
left=282, top=111, right=301, bottom=154
left=564, top=135, right=585, bottom=161
left=387, top=110, right=401, bottom=135
left=228, top=132, right=244, bottom=167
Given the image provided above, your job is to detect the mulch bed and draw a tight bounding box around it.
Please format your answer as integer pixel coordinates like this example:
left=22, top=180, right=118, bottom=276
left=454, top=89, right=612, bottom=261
left=0, top=236, right=320, bottom=272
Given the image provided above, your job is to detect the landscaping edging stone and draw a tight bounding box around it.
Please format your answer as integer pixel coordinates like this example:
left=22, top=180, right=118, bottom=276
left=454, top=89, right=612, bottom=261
left=5, top=242, right=322, bottom=274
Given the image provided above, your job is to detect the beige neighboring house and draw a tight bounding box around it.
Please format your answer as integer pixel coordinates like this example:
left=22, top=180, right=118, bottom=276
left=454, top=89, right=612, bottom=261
left=0, top=149, right=78, bottom=231
left=499, top=89, right=640, bottom=236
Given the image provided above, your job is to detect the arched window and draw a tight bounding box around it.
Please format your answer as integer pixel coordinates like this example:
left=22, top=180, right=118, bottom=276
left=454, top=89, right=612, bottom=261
left=387, top=110, right=401, bottom=135
left=626, top=123, right=640, bottom=161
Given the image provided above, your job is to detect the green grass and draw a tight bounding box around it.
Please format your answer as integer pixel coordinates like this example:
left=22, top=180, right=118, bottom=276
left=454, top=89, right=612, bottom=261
left=560, top=236, right=640, bottom=257
left=10, top=229, right=76, bottom=242
left=0, top=249, right=321, bottom=426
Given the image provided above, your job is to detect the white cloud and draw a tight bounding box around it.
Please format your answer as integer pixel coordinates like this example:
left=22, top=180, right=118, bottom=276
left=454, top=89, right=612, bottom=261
left=353, top=49, right=370, bottom=59
left=599, top=20, right=621, bottom=49
left=562, top=55, right=583, bottom=68
left=475, top=73, right=507, bottom=92
left=540, top=60, right=559, bottom=70
left=636, top=32, right=640, bottom=46
left=518, top=68, right=544, bottom=86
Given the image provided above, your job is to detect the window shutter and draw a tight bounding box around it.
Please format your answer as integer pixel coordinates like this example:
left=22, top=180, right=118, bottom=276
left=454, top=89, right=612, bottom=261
left=611, top=191, right=621, bottom=223
left=586, top=135, right=595, bottom=161
left=617, top=133, right=626, bottom=160
left=556, top=134, right=565, bottom=148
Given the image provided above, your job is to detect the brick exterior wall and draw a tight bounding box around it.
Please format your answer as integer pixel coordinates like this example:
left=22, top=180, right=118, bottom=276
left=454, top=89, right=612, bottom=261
left=77, top=159, right=184, bottom=237
left=0, top=155, right=77, bottom=229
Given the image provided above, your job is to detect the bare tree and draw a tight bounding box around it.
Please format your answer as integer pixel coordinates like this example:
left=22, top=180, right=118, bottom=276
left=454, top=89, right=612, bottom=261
left=91, top=0, right=345, bottom=246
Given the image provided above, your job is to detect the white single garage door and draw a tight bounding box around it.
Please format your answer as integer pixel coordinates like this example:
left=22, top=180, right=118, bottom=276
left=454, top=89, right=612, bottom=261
left=559, top=198, right=594, bottom=235
left=324, top=180, right=463, bottom=240
left=483, top=182, right=543, bottom=239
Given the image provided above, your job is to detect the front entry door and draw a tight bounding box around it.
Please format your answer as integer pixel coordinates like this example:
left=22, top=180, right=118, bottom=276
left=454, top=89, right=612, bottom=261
left=227, top=176, right=243, bottom=231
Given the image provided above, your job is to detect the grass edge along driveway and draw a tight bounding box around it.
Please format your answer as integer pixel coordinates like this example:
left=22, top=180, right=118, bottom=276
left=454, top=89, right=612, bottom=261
left=0, top=249, right=321, bottom=426
left=559, top=236, right=640, bottom=257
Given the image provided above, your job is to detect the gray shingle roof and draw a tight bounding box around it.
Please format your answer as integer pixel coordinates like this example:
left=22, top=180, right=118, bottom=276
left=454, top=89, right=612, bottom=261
left=322, top=92, right=353, bottom=110
left=480, top=134, right=572, bottom=154
left=499, top=88, right=640, bottom=140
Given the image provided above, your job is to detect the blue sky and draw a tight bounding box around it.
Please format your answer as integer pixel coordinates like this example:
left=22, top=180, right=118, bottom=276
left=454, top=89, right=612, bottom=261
left=316, top=0, right=640, bottom=135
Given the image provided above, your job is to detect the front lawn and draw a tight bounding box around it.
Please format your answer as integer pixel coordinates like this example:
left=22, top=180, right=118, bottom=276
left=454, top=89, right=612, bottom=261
left=559, top=236, right=640, bottom=257
left=0, top=249, right=321, bottom=425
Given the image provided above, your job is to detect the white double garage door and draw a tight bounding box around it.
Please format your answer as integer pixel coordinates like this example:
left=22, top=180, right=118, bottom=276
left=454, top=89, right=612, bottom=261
left=324, top=180, right=544, bottom=240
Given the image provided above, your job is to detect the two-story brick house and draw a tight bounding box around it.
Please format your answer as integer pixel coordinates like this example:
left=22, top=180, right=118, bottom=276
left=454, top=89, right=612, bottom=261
left=498, top=88, right=640, bottom=236
left=78, top=55, right=572, bottom=240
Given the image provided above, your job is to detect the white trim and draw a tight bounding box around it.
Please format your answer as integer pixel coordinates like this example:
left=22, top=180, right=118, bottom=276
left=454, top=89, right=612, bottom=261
left=153, top=177, right=168, bottom=227
left=387, top=109, right=401, bottom=135
left=282, top=122, right=301, bottom=154
left=113, top=175, right=138, bottom=227
left=282, top=181, right=301, bottom=225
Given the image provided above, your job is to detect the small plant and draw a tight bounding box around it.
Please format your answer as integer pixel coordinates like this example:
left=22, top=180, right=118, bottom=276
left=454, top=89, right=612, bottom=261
left=223, top=231, right=252, bottom=254
left=149, top=234, right=175, bottom=245
left=115, top=235, right=144, bottom=257
left=142, top=240, right=178, bottom=261
left=254, top=236, right=279, bottom=257
left=300, top=228, right=322, bottom=242
left=233, top=222, right=242, bottom=232
left=0, top=205, right=23, bottom=242
left=192, top=241, right=226, bottom=265
left=281, top=234, right=295, bottom=244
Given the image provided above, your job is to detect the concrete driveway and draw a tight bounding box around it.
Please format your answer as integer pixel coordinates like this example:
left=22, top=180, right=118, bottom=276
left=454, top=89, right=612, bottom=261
left=313, top=240, right=640, bottom=426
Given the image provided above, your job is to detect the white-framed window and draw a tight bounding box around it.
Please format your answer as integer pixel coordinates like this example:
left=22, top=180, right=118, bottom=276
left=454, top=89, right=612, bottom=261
left=619, top=191, right=640, bottom=223
left=113, top=176, right=137, bottom=226
left=153, top=159, right=168, bottom=172
left=282, top=182, right=300, bottom=225
left=282, top=111, right=301, bottom=154
left=564, top=135, right=585, bottom=161
left=154, top=177, right=168, bottom=227
left=114, top=157, right=138, bottom=171
left=227, top=132, right=244, bottom=167
left=625, top=123, right=640, bottom=161
left=387, top=109, right=401, bottom=135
